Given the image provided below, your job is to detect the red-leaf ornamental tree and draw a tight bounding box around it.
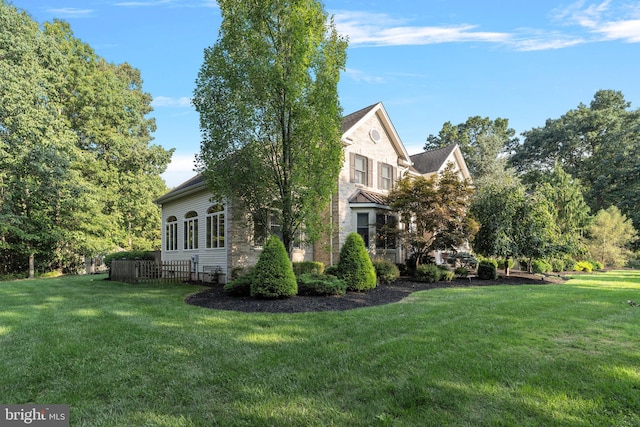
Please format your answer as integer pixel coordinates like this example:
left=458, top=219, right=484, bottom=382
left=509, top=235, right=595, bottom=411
left=386, top=163, right=476, bottom=268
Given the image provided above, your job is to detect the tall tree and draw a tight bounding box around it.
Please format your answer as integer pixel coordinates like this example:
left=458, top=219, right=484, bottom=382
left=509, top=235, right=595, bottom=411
left=585, top=206, right=637, bottom=268
left=386, top=164, right=476, bottom=267
left=533, top=163, right=591, bottom=255
left=425, top=116, right=518, bottom=180
left=1, top=3, right=172, bottom=275
left=470, top=176, right=558, bottom=274
left=510, top=90, right=640, bottom=229
left=193, top=0, right=347, bottom=254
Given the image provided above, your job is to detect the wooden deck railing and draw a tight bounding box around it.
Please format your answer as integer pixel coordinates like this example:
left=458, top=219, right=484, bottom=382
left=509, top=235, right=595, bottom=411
left=110, top=260, right=192, bottom=284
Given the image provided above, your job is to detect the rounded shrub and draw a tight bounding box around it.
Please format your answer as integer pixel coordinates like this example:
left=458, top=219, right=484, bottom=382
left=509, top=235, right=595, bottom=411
left=292, top=261, right=324, bottom=277
left=532, top=259, right=552, bottom=274
left=251, top=235, right=298, bottom=299
left=372, top=259, right=400, bottom=285
left=438, top=265, right=455, bottom=282
left=574, top=260, right=594, bottom=272
left=223, top=272, right=253, bottom=296
left=324, top=265, right=339, bottom=277
left=477, top=259, right=498, bottom=280
left=415, top=263, right=440, bottom=283
left=297, top=273, right=347, bottom=296
left=337, top=233, right=377, bottom=291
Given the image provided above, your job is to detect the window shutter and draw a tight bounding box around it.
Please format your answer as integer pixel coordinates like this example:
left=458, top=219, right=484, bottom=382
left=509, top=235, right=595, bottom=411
left=377, top=162, right=382, bottom=189
left=349, top=153, right=356, bottom=183
left=367, top=158, right=374, bottom=187
left=392, top=166, right=397, bottom=188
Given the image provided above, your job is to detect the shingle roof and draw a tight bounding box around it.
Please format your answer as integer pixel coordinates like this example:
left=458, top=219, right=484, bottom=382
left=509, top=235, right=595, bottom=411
left=410, top=144, right=457, bottom=175
left=341, top=103, right=379, bottom=134
left=158, top=103, right=385, bottom=203
left=348, top=189, right=388, bottom=206
left=155, top=174, right=205, bottom=204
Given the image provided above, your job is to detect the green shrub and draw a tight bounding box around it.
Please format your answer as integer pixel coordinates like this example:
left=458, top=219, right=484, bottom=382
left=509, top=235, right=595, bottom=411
left=251, top=235, right=298, bottom=299
left=592, top=260, right=604, bottom=270
left=415, top=263, right=440, bottom=283
left=324, top=265, right=339, bottom=277
left=440, top=270, right=455, bottom=282
left=532, top=259, right=552, bottom=274
left=337, top=233, right=376, bottom=291
left=104, top=250, right=155, bottom=268
left=372, top=259, right=400, bottom=285
left=396, top=263, right=409, bottom=276
left=477, top=260, right=498, bottom=280
left=497, top=258, right=515, bottom=271
left=550, top=259, right=566, bottom=273
left=292, top=261, right=324, bottom=277
left=223, top=273, right=253, bottom=296
left=454, top=267, right=469, bottom=278
left=297, top=273, right=347, bottom=296
left=574, top=260, right=594, bottom=272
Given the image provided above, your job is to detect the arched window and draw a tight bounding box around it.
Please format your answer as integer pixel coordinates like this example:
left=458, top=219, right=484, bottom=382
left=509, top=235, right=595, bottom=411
left=165, top=216, right=178, bottom=251
left=184, top=211, right=198, bottom=250
left=206, top=204, right=225, bottom=248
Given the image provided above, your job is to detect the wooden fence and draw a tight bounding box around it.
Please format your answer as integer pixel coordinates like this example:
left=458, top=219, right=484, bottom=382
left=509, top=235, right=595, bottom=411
left=111, top=260, right=192, bottom=284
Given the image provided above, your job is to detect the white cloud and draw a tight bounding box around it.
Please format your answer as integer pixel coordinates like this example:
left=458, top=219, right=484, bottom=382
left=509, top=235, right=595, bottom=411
left=595, top=19, right=640, bottom=42
left=511, top=30, right=586, bottom=51
left=152, top=96, right=192, bottom=108
left=114, top=0, right=174, bottom=6
left=162, top=153, right=198, bottom=188
left=333, top=11, right=509, bottom=47
left=47, top=8, right=93, bottom=18
left=345, top=68, right=385, bottom=84
left=113, top=0, right=217, bottom=7
left=552, top=0, right=640, bottom=43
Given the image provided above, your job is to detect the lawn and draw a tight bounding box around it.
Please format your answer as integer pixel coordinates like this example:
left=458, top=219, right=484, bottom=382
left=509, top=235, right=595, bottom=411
left=0, top=271, right=639, bottom=426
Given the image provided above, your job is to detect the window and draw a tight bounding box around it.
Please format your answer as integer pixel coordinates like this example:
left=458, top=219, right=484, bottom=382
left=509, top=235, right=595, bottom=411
left=184, top=211, right=198, bottom=250
left=165, top=216, right=178, bottom=251
left=350, top=153, right=372, bottom=186
left=206, top=205, right=225, bottom=248
left=357, top=213, right=370, bottom=247
left=253, top=212, right=281, bottom=246
left=355, top=155, right=368, bottom=185
left=376, top=213, right=397, bottom=250
left=380, top=163, right=394, bottom=190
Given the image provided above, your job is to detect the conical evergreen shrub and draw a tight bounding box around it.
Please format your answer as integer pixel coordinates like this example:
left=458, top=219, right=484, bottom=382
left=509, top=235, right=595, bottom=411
left=337, top=232, right=377, bottom=291
left=251, top=235, right=298, bottom=298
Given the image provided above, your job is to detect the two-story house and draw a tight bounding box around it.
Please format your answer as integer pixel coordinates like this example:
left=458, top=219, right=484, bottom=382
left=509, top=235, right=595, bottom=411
left=155, top=102, right=470, bottom=282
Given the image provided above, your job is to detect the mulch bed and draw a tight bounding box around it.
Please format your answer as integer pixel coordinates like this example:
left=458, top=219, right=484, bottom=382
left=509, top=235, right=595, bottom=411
left=185, top=271, right=568, bottom=313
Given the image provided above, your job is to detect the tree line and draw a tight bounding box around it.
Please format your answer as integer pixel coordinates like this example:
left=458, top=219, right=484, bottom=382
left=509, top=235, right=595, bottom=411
left=0, top=2, right=173, bottom=277
left=417, top=89, right=639, bottom=270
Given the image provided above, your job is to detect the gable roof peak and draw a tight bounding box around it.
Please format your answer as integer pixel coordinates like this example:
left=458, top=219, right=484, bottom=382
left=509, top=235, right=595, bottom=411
left=341, top=102, right=381, bottom=134
left=410, top=143, right=459, bottom=175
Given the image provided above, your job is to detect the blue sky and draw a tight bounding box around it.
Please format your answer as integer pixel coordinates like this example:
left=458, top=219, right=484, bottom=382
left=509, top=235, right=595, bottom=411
left=12, top=0, right=640, bottom=187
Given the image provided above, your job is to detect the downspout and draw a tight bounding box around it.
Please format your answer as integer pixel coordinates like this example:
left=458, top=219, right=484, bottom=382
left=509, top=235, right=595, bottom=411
left=330, top=192, right=334, bottom=266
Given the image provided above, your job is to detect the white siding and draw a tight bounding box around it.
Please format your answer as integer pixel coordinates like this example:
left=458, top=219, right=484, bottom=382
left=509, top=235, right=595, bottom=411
left=160, top=189, right=229, bottom=279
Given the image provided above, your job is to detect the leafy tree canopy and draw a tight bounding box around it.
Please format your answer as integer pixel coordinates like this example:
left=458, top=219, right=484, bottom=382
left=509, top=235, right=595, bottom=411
left=425, top=116, right=519, bottom=181
left=585, top=206, right=637, bottom=268
left=0, top=3, right=172, bottom=275
left=194, top=0, right=347, bottom=254
left=386, top=163, right=476, bottom=266
left=510, top=89, right=640, bottom=230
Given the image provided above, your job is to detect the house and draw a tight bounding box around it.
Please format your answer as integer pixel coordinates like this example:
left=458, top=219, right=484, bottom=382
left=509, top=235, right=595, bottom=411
left=155, top=102, right=470, bottom=282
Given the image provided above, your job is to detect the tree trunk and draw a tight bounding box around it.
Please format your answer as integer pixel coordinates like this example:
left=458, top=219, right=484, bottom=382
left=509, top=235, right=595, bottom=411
left=504, top=257, right=510, bottom=276
left=28, top=253, right=35, bottom=279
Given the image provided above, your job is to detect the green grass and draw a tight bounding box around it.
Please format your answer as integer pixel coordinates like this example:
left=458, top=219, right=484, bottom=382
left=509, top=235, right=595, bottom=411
left=1, top=272, right=639, bottom=426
